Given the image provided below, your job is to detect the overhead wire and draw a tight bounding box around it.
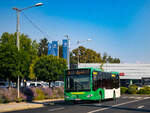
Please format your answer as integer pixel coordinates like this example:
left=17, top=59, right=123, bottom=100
left=22, top=12, right=53, bottom=41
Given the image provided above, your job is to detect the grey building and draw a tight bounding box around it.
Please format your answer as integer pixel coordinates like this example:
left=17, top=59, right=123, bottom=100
left=78, top=63, right=150, bottom=86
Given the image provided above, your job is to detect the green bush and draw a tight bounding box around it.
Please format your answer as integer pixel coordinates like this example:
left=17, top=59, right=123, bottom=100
left=137, top=86, right=150, bottom=94
left=121, top=87, right=128, bottom=94
left=34, top=88, right=45, bottom=100
left=128, top=85, right=138, bottom=94
left=0, top=95, right=8, bottom=103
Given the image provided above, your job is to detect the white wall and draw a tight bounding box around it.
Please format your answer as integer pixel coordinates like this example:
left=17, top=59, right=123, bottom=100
left=78, top=63, right=150, bottom=79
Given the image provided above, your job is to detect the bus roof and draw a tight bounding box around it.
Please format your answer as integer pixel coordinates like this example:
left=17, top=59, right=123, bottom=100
left=77, top=67, right=103, bottom=71
left=75, top=67, right=119, bottom=74
left=67, top=67, right=119, bottom=74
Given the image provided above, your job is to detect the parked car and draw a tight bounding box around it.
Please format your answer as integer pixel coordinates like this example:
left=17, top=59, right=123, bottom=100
left=54, top=81, right=64, bottom=87
left=0, top=81, right=12, bottom=88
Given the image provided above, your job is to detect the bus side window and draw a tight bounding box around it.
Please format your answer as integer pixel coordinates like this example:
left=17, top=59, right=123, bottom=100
left=92, top=71, right=99, bottom=91
left=98, top=72, right=102, bottom=88
left=102, top=72, right=112, bottom=89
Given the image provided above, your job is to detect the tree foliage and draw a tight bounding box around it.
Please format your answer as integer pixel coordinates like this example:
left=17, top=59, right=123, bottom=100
left=33, top=55, right=67, bottom=83
left=71, top=46, right=102, bottom=64
left=0, top=43, right=19, bottom=81
left=38, top=38, right=48, bottom=56
left=0, top=32, right=38, bottom=81
left=70, top=46, right=120, bottom=68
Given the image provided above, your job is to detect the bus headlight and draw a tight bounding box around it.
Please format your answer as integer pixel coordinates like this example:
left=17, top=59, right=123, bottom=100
left=87, top=94, right=93, bottom=98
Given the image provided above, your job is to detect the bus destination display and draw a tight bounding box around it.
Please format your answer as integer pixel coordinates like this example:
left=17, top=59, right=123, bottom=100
left=67, top=69, right=90, bottom=75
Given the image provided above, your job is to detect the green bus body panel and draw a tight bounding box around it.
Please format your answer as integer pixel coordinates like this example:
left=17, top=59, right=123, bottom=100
left=64, top=88, right=104, bottom=101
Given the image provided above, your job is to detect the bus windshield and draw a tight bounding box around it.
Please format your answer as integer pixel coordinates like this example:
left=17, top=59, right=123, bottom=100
left=65, top=75, right=90, bottom=92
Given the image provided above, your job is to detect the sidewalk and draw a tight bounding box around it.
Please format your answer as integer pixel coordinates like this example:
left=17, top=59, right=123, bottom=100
left=0, top=99, right=64, bottom=113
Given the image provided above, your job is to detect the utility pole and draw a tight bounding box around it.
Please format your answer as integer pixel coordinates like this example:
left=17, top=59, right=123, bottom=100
left=77, top=40, right=80, bottom=68
left=12, top=3, right=43, bottom=99
left=17, top=10, right=20, bottom=99
left=57, top=40, right=59, bottom=58
left=77, top=39, right=92, bottom=68
left=64, top=35, right=70, bottom=69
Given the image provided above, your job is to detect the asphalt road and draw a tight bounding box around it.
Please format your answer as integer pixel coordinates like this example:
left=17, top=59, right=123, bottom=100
left=6, top=95, right=150, bottom=113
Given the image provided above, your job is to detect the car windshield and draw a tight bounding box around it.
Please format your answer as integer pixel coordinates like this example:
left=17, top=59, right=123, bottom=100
left=0, top=82, right=5, bottom=86
left=30, top=83, right=35, bottom=86
left=65, top=75, right=90, bottom=92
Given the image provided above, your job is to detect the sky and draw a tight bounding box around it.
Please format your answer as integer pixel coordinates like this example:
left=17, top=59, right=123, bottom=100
left=0, top=0, right=150, bottom=63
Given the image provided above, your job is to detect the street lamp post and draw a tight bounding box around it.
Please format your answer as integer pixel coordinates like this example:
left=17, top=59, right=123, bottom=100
left=64, top=35, right=70, bottom=69
left=77, top=39, right=92, bottom=68
left=12, top=3, right=43, bottom=99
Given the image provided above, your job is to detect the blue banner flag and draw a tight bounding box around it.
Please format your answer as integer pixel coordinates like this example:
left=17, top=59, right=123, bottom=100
left=63, top=39, right=68, bottom=59
left=47, top=43, right=52, bottom=55
left=52, top=41, right=58, bottom=56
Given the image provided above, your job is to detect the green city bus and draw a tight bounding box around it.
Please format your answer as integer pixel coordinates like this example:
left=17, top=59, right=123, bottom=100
left=64, top=67, right=120, bottom=102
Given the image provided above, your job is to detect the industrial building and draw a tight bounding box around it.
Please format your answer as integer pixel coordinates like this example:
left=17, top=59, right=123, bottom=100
left=78, top=63, right=150, bottom=87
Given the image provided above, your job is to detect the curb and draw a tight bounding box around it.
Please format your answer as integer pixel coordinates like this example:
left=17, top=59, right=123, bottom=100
left=0, top=103, right=44, bottom=113
left=0, top=99, right=64, bottom=113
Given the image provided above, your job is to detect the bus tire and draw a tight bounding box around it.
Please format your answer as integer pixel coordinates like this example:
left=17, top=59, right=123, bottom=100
left=99, top=92, right=102, bottom=103
left=113, top=91, right=116, bottom=101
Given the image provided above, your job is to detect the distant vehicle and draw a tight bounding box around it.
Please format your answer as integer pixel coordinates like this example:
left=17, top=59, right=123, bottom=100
left=28, top=82, right=42, bottom=87
left=142, top=77, right=150, bottom=86
left=42, top=83, right=49, bottom=88
left=54, top=81, right=64, bottom=87
left=0, top=81, right=13, bottom=88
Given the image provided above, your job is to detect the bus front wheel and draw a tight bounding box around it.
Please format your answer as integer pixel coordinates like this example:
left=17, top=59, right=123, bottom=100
left=99, top=92, right=102, bottom=103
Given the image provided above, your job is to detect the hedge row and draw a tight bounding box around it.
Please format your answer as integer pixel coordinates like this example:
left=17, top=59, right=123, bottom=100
left=0, top=87, right=64, bottom=103
left=121, top=85, right=150, bottom=94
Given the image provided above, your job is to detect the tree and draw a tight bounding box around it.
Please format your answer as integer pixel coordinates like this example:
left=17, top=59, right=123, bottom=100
left=33, top=55, right=67, bottom=86
left=102, top=52, right=108, bottom=63
left=38, top=38, right=48, bottom=56
left=70, top=46, right=121, bottom=68
left=0, top=43, right=19, bottom=82
left=59, top=45, right=63, bottom=58
left=0, top=32, right=38, bottom=82
left=71, top=46, right=102, bottom=64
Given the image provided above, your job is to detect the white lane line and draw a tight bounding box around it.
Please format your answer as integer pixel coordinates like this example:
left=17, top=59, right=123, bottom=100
left=122, top=97, right=128, bottom=99
left=136, top=97, right=142, bottom=99
left=88, top=97, right=150, bottom=113
left=137, top=106, right=144, bottom=109
left=129, top=97, right=135, bottom=99
left=48, top=107, right=64, bottom=112
left=94, top=104, right=102, bottom=106
left=144, top=97, right=150, bottom=99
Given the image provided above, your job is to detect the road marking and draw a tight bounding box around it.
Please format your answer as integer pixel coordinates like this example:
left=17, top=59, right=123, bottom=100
left=144, top=97, right=150, bottom=99
left=48, top=107, right=64, bottom=112
left=129, top=97, right=135, bottom=99
left=94, top=104, right=102, bottom=106
left=122, top=97, right=128, bottom=99
left=136, top=97, right=142, bottom=99
left=137, top=106, right=144, bottom=108
left=88, top=97, right=150, bottom=113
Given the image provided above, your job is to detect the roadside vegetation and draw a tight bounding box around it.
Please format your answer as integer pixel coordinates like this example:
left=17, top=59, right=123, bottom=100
left=121, top=85, right=150, bottom=95
left=0, top=87, right=64, bottom=103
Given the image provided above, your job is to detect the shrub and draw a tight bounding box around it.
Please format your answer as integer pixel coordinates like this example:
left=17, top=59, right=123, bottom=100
left=42, top=87, right=53, bottom=99
left=0, top=94, right=8, bottom=103
left=121, top=87, right=128, bottom=94
left=137, top=86, right=150, bottom=94
left=0, top=87, right=65, bottom=103
left=128, top=85, right=138, bottom=94
left=0, top=88, right=26, bottom=103
left=34, top=88, right=45, bottom=100
left=54, top=87, right=64, bottom=98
